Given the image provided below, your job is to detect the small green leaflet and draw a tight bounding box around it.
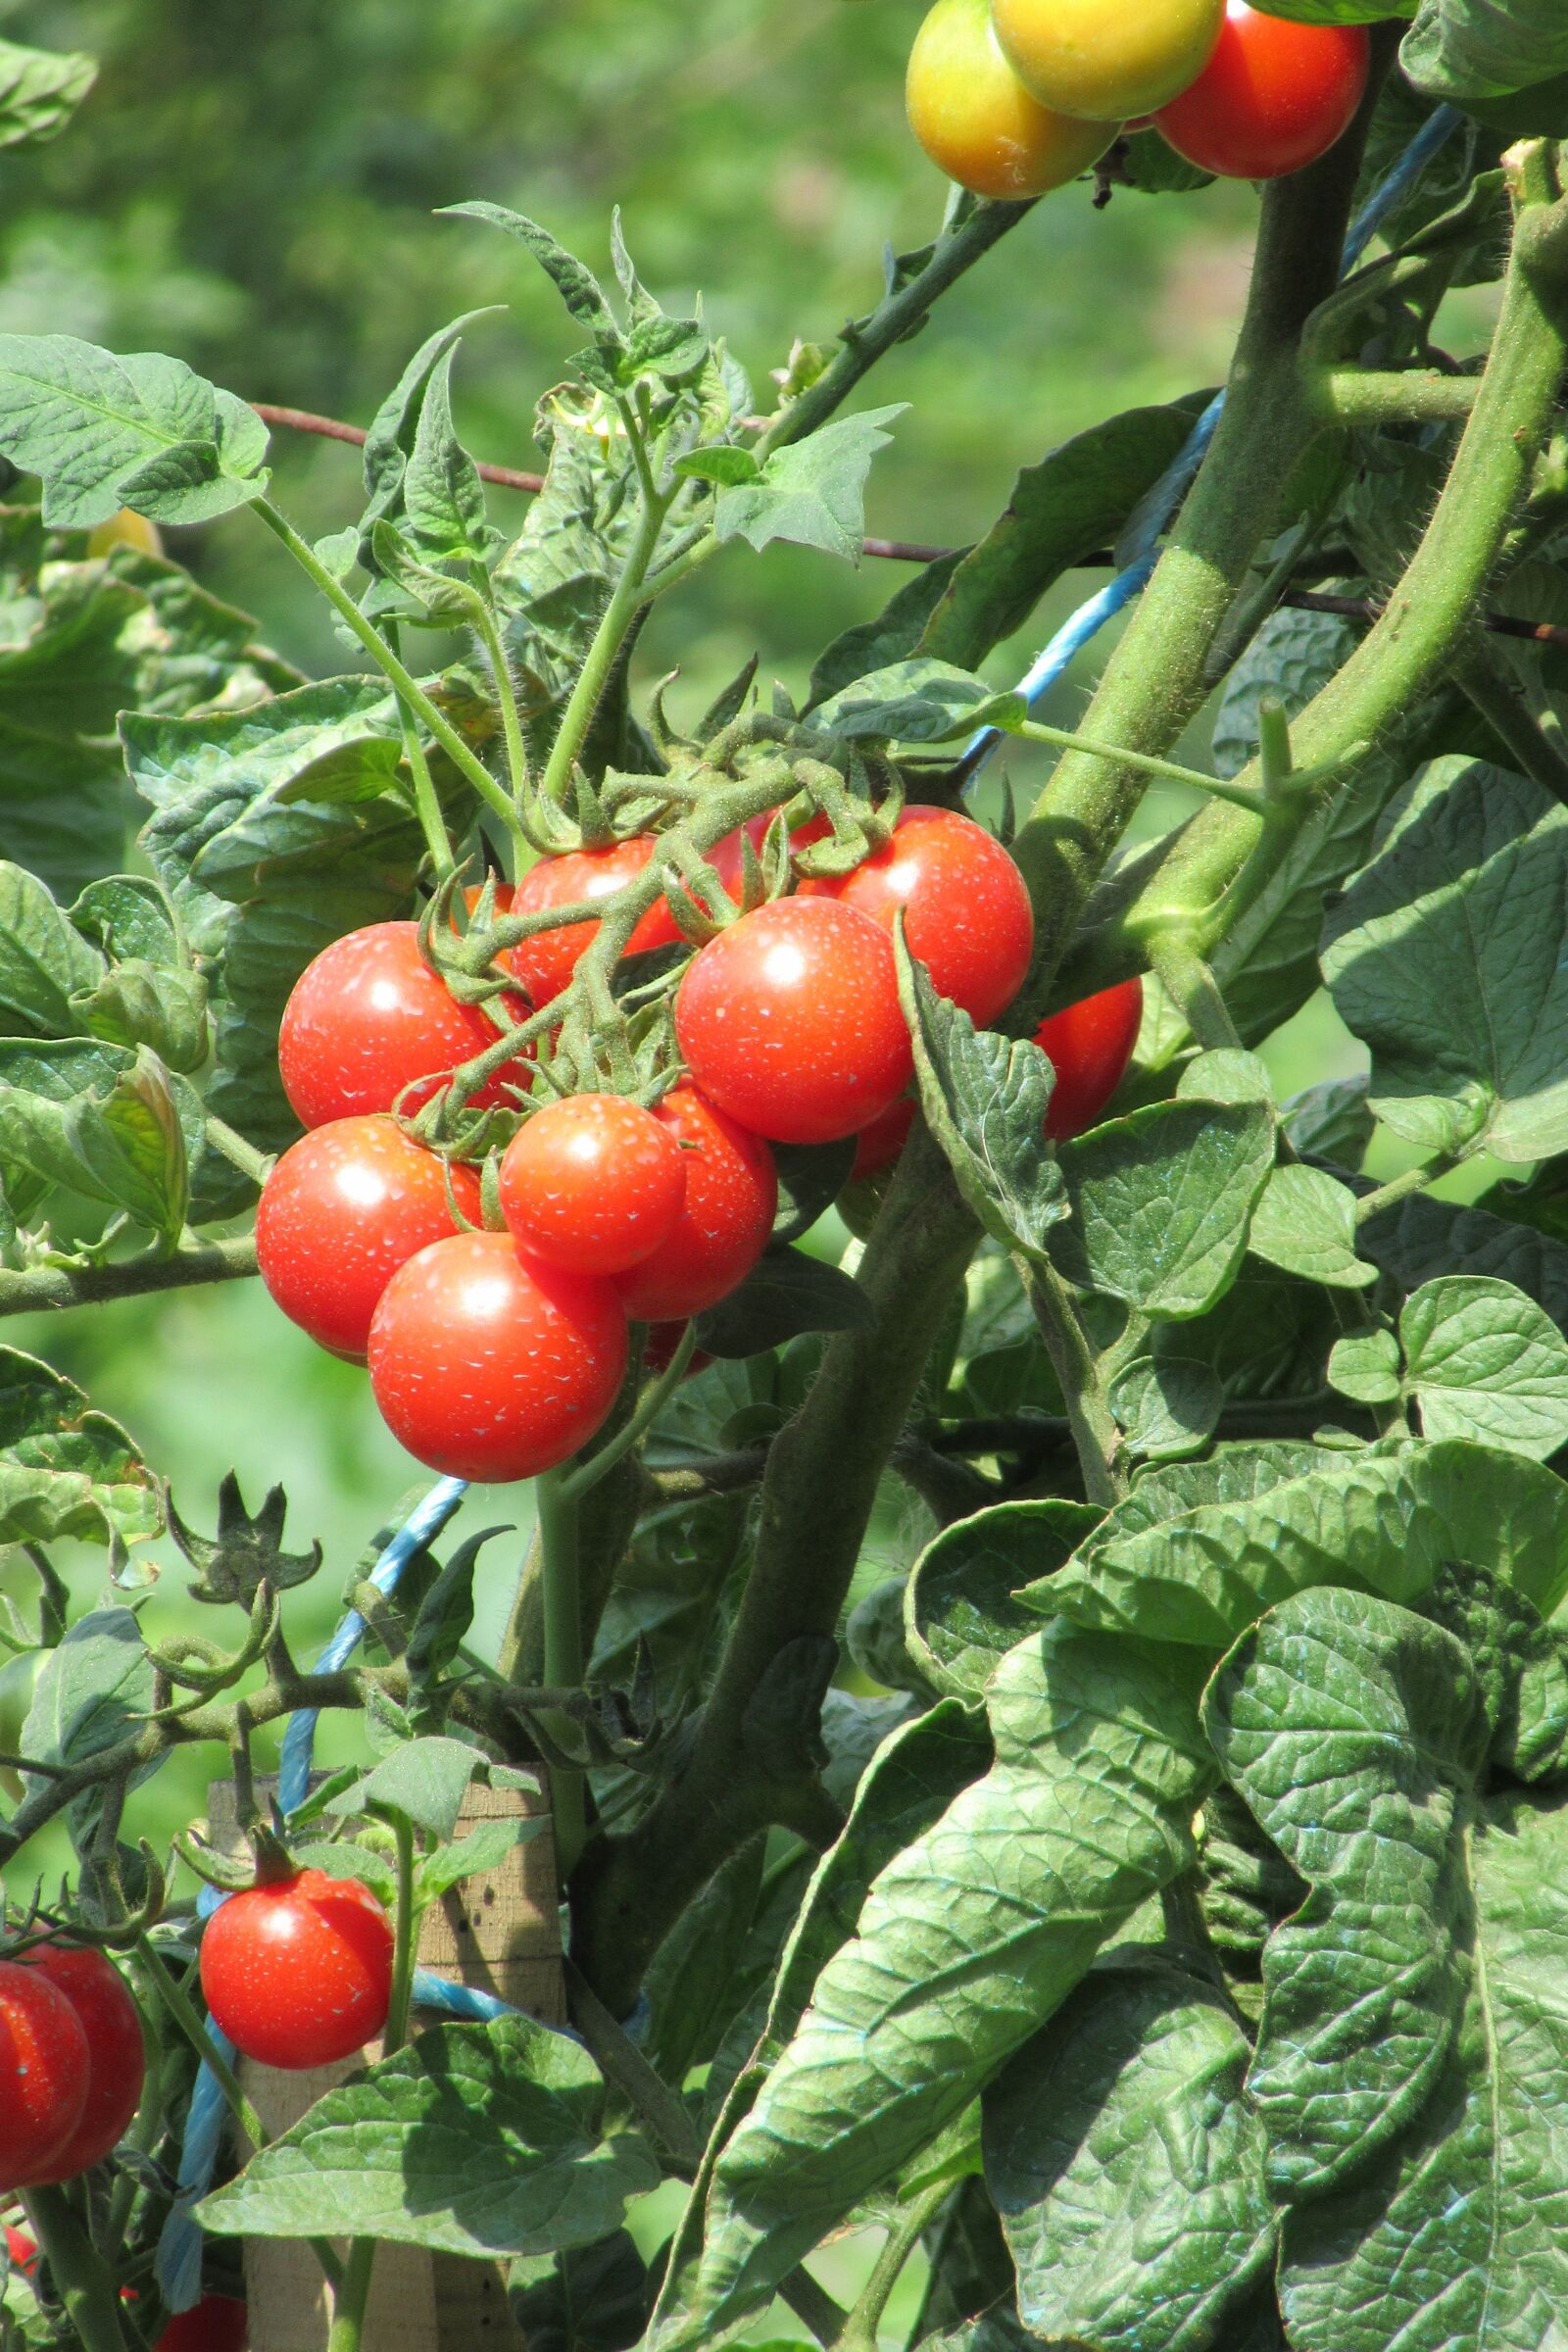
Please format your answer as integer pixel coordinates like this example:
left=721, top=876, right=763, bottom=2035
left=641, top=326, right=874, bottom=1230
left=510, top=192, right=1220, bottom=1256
left=808, top=657, right=1022, bottom=743
left=896, top=932, right=1067, bottom=1259
left=0, top=336, right=270, bottom=527
left=0, top=39, right=96, bottom=152
left=1108, top=1356, right=1225, bottom=1460
left=710, top=406, right=906, bottom=566
left=906, top=1497, right=1100, bottom=1700
left=199, top=2018, right=659, bottom=2256
left=1248, top=1165, right=1374, bottom=1290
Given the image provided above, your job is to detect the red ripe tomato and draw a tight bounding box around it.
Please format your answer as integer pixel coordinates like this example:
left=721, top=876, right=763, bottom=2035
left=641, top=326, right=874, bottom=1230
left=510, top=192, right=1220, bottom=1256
left=199, top=1871, right=394, bottom=2072
left=0, top=1961, right=89, bottom=2190
left=614, top=1087, right=777, bottom=1322
left=506, top=840, right=679, bottom=1007
left=1035, top=977, right=1144, bottom=1140
left=279, top=923, right=529, bottom=1129
left=154, top=2298, right=249, bottom=2352
left=368, top=1231, right=627, bottom=1483
left=499, top=1094, right=686, bottom=1277
left=676, top=900, right=913, bottom=1146
left=14, top=1945, right=144, bottom=2181
left=1153, top=4, right=1370, bottom=181
left=257, top=1117, right=482, bottom=1361
left=5, top=2226, right=36, bottom=2276
left=851, top=1096, right=915, bottom=1181
left=797, top=807, right=1034, bottom=1027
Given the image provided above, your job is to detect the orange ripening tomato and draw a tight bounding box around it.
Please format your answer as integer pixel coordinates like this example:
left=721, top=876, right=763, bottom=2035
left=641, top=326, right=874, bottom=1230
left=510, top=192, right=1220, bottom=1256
left=906, top=0, right=1119, bottom=201
left=992, top=0, right=1224, bottom=121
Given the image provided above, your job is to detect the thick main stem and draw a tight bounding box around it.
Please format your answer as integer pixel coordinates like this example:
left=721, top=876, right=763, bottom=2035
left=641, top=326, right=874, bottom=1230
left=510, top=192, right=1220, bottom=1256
left=1005, top=93, right=1380, bottom=1004
left=21, top=2186, right=129, bottom=2352
left=0, top=1234, right=257, bottom=1319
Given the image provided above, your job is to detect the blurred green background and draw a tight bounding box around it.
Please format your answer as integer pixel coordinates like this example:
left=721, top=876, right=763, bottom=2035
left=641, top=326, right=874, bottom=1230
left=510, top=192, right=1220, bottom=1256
left=0, top=6, right=1509, bottom=2335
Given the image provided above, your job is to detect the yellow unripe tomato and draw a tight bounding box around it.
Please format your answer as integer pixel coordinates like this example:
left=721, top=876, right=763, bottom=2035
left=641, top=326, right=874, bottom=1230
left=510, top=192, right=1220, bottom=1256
left=86, top=508, right=164, bottom=560
left=992, top=0, right=1225, bottom=122
left=906, top=0, right=1119, bottom=202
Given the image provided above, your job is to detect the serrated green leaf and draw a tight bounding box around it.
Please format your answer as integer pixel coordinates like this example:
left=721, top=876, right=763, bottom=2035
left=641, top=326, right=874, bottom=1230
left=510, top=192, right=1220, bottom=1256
left=200, top=2016, right=658, bottom=2254
left=984, top=1952, right=1275, bottom=2350
left=325, top=1736, right=489, bottom=1840
left=651, top=1629, right=1212, bottom=2349
left=412, top=1814, right=543, bottom=1908
left=808, top=658, right=1022, bottom=744
left=442, top=204, right=620, bottom=342
left=1248, top=1164, right=1375, bottom=1290
left=713, top=406, right=906, bottom=566
left=0, top=1041, right=189, bottom=1240
left=1050, top=1101, right=1276, bottom=1320
left=1400, top=1274, right=1568, bottom=1458
left=1037, top=1439, right=1568, bottom=1650
left=401, top=346, right=493, bottom=565
left=0, top=338, right=269, bottom=527
left=1323, top=759, right=1568, bottom=1162
left=358, top=312, right=499, bottom=565
left=897, top=937, right=1066, bottom=1259
left=906, top=1498, right=1100, bottom=1700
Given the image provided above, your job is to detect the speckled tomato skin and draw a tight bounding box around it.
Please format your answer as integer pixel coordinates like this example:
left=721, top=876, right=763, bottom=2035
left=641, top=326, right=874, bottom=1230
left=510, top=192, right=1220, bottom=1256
left=797, top=807, right=1034, bottom=1027
left=506, top=839, right=679, bottom=1007
left=1154, top=3, right=1369, bottom=180
left=0, top=1961, right=89, bottom=2190
left=199, top=1870, right=394, bottom=2072
left=499, top=1094, right=687, bottom=1277
left=368, top=1231, right=627, bottom=1483
left=154, top=2295, right=249, bottom=2352
left=612, top=1087, right=777, bottom=1321
left=256, top=1117, right=482, bottom=1360
left=613, top=1086, right=778, bottom=1321
left=278, top=922, right=529, bottom=1129
left=675, top=900, right=913, bottom=1146
left=16, top=1945, right=144, bottom=2181
left=1035, top=976, right=1145, bottom=1140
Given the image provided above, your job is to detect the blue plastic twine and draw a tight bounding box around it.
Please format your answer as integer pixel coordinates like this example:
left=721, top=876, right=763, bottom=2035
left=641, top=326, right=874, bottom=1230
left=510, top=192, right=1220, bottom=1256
left=962, top=103, right=1465, bottom=778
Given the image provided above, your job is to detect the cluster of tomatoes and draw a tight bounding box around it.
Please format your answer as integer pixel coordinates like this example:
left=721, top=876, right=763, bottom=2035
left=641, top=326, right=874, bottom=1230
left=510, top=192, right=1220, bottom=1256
left=906, top=0, right=1372, bottom=203
left=258, top=803, right=1143, bottom=1487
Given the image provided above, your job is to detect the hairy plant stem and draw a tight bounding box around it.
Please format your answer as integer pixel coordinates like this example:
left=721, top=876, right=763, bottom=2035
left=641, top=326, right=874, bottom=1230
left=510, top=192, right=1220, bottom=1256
left=1085, top=144, right=1568, bottom=982
left=571, top=1121, right=978, bottom=2010
left=21, top=2185, right=129, bottom=2352
left=536, top=1467, right=587, bottom=1878
left=538, top=469, right=671, bottom=812
left=1004, top=95, right=1380, bottom=1009
left=381, top=617, right=456, bottom=879
left=1353, top=1154, right=1459, bottom=1225
left=834, top=2179, right=955, bottom=2352
left=251, top=497, right=526, bottom=854
left=1307, top=365, right=1480, bottom=426
left=1024, top=1259, right=1126, bottom=1506
left=0, top=1234, right=258, bottom=1319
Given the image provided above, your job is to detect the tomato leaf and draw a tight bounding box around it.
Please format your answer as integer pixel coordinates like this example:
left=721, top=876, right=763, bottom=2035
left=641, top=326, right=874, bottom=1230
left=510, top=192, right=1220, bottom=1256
left=896, top=935, right=1067, bottom=1260
left=198, top=2016, right=660, bottom=2255
left=906, top=1497, right=1099, bottom=1702
left=983, top=1953, right=1276, bottom=2350
left=712, top=405, right=906, bottom=566
left=693, top=1246, right=873, bottom=1357
left=1322, top=758, right=1568, bottom=1163
left=0, top=859, right=105, bottom=1035
left=1402, top=0, right=1568, bottom=104
left=0, top=336, right=269, bottom=527
left=1049, top=1100, right=1276, bottom=1320
left=1399, top=1273, right=1568, bottom=1457
left=1247, top=1164, right=1375, bottom=1290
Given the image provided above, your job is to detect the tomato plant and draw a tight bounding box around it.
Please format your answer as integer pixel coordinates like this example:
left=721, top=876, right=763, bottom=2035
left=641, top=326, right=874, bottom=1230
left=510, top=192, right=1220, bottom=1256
left=0, top=10, right=1566, bottom=2352
left=498, top=1093, right=687, bottom=1276
left=906, top=0, right=1119, bottom=200
left=797, top=805, right=1035, bottom=1026
left=1154, top=3, right=1372, bottom=181
left=991, top=0, right=1224, bottom=122
left=256, top=1116, right=483, bottom=1359
left=676, top=898, right=913, bottom=1144
left=0, top=1964, right=89, bottom=2191
left=368, top=1230, right=628, bottom=1481
left=199, top=1873, right=394, bottom=2072
left=278, top=922, right=528, bottom=1126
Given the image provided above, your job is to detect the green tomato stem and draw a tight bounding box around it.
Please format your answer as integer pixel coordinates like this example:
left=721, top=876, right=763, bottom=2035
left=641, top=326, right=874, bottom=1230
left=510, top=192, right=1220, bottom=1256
left=832, top=2176, right=954, bottom=2352
left=560, top=1324, right=697, bottom=1504
left=1015, top=720, right=1265, bottom=810
left=536, top=467, right=671, bottom=816
left=1353, top=1153, right=1458, bottom=1226
left=1306, top=365, right=1480, bottom=426
left=251, top=497, right=525, bottom=854
left=324, top=2236, right=378, bottom=2352
left=381, top=617, right=457, bottom=881
left=20, top=2185, right=130, bottom=2352
left=536, top=1465, right=587, bottom=1880
left=1023, top=1256, right=1126, bottom=1509
left=384, top=1812, right=417, bottom=2055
